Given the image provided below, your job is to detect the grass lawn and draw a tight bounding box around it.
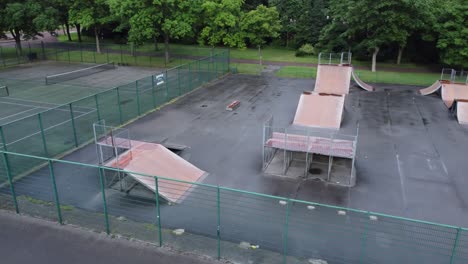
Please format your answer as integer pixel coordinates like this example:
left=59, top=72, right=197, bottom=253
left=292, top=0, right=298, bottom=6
left=276, top=66, right=439, bottom=86
left=233, top=63, right=264, bottom=75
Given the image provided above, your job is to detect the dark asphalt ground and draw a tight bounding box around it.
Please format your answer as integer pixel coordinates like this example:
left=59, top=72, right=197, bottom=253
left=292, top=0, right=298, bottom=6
left=2, top=73, right=468, bottom=263
left=0, top=210, right=219, bottom=264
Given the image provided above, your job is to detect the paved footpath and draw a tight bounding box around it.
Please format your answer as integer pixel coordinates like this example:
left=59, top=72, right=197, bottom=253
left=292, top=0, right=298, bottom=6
left=0, top=211, right=221, bottom=264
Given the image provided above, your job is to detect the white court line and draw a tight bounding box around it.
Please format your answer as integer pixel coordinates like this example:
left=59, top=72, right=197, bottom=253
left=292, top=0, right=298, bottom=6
left=0, top=96, right=62, bottom=107
left=0, top=107, right=40, bottom=121
left=0, top=100, right=90, bottom=115
left=5, top=109, right=97, bottom=147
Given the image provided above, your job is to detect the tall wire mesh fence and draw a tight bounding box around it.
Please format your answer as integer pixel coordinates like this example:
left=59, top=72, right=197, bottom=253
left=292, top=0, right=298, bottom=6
left=0, top=50, right=229, bottom=181
left=0, top=41, right=222, bottom=69
left=0, top=150, right=466, bottom=264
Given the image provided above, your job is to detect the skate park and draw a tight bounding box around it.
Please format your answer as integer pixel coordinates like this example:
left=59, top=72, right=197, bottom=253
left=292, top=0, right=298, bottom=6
left=1, top=50, right=467, bottom=263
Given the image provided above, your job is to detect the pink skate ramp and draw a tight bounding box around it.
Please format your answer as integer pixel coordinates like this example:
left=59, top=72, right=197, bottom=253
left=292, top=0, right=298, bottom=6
left=441, top=83, right=468, bottom=108
left=107, top=140, right=206, bottom=203
left=315, top=64, right=352, bottom=94
left=293, top=92, right=345, bottom=129
left=456, top=101, right=468, bottom=125
left=351, top=69, right=374, bottom=91
left=419, top=80, right=442, bottom=95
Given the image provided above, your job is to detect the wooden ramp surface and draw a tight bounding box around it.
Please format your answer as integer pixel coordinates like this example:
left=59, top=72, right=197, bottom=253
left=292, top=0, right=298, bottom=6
left=105, top=140, right=206, bottom=203
left=293, top=92, right=345, bottom=129
left=315, top=64, right=352, bottom=94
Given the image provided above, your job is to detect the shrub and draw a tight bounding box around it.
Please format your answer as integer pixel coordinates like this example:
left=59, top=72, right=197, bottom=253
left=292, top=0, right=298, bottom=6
left=295, top=44, right=316, bottom=57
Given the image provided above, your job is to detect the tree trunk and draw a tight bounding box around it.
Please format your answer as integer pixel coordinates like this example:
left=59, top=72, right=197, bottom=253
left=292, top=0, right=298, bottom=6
left=65, top=23, right=72, bottom=41
left=397, top=46, right=404, bottom=65
left=76, top=24, right=82, bottom=42
left=153, top=36, right=159, bottom=51
left=164, top=34, right=170, bottom=64
left=11, top=29, right=22, bottom=54
left=371, top=47, right=379, bottom=72
left=94, top=27, right=101, bottom=54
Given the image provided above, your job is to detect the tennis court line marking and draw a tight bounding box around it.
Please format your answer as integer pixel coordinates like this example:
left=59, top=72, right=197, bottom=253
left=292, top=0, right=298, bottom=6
left=0, top=107, right=40, bottom=121
left=0, top=100, right=91, bottom=115
left=5, top=110, right=96, bottom=147
left=0, top=97, right=62, bottom=107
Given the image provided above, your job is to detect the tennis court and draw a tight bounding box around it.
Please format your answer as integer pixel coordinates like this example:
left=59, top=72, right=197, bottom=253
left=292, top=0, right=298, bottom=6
left=0, top=61, right=162, bottom=126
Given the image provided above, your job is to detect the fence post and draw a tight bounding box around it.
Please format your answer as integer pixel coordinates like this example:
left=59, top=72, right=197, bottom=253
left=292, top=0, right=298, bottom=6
left=2, top=152, right=19, bottom=213
left=188, top=63, right=192, bottom=91
left=41, top=41, right=46, bottom=60
left=154, top=177, right=163, bottom=246
left=282, top=199, right=291, bottom=264
left=120, top=45, right=123, bottom=64
left=38, top=113, right=49, bottom=157
left=215, top=54, right=218, bottom=78
left=80, top=43, right=83, bottom=62
left=116, top=88, right=123, bottom=124
left=164, top=70, right=168, bottom=99
left=55, top=46, right=58, bottom=61
left=98, top=167, right=110, bottom=234
left=177, top=67, right=181, bottom=96
left=0, top=126, right=7, bottom=151
left=93, top=49, right=96, bottom=63
left=151, top=76, right=156, bottom=108
left=136, top=81, right=141, bottom=115
left=69, top=103, right=79, bottom=147
left=106, top=48, right=109, bottom=63
left=359, top=212, right=371, bottom=263
left=48, top=160, right=63, bottom=224
left=0, top=46, right=5, bottom=67
left=67, top=48, right=71, bottom=63
left=95, top=94, right=101, bottom=121
left=217, top=186, right=221, bottom=260
left=450, top=228, right=462, bottom=264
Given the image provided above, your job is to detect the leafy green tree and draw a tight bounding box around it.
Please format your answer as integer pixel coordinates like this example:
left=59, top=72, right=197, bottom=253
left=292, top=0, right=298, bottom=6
left=0, top=0, right=42, bottom=53
left=241, top=5, right=281, bottom=48
left=435, top=0, right=467, bottom=68
left=110, top=0, right=199, bottom=63
left=268, top=0, right=302, bottom=47
left=322, top=0, right=427, bottom=72
left=295, top=0, right=328, bottom=47
left=199, top=0, right=245, bottom=48
left=69, top=0, right=114, bottom=53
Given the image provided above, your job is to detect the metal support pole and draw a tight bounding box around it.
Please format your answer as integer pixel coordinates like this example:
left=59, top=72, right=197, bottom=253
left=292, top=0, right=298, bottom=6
left=151, top=76, right=156, bottom=108
left=359, top=212, right=370, bottom=263
left=48, top=160, right=63, bottom=224
left=164, top=70, right=169, bottom=99
left=68, top=48, right=71, bottom=63
left=80, top=43, right=83, bottom=62
left=95, top=94, right=101, bottom=121
left=188, top=63, right=192, bottom=91
left=41, top=41, right=45, bottom=60
left=98, top=167, right=110, bottom=234
left=450, top=228, right=462, bottom=264
left=136, top=81, right=141, bottom=115
left=38, top=113, right=49, bottom=157
left=282, top=199, right=291, bottom=264
left=0, top=47, right=6, bottom=67
left=0, top=126, right=8, bottom=151
left=154, top=177, right=163, bottom=246
left=2, top=152, right=18, bottom=213
left=69, top=104, right=79, bottom=147
left=106, top=49, right=109, bottom=63
left=116, top=88, right=123, bottom=124
left=177, top=67, right=181, bottom=96
left=217, top=186, right=221, bottom=260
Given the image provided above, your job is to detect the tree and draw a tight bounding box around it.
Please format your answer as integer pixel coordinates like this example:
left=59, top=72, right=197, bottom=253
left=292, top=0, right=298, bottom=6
left=110, top=0, right=199, bottom=63
left=199, top=0, right=245, bottom=48
left=0, top=0, right=42, bottom=53
left=435, top=0, right=468, bottom=68
left=69, top=0, right=114, bottom=53
left=323, top=0, right=425, bottom=72
left=295, top=0, right=328, bottom=47
left=241, top=5, right=281, bottom=48
left=269, top=0, right=302, bottom=47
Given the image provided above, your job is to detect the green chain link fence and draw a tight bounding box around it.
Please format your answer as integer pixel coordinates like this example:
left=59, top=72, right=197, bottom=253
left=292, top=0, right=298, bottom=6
left=0, top=150, right=466, bottom=264
left=0, top=49, right=229, bottom=181
left=0, top=41, right=220, bottom=69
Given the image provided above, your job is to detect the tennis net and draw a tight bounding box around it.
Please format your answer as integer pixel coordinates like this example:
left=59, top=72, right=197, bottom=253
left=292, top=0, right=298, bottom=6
left=45, top=62, right=116, bottom=85
left=0, top=85, right=9, bottom=97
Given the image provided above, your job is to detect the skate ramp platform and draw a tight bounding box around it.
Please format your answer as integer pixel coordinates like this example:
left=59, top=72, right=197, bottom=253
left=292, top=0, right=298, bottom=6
left=314, top=64, right=352, bottom=94
left=418, top=80, right=443, bottom=95
left=454, top=100, right=468, bottom=125
left=351, top=69, right=374, bottom=92
left=293, top=92, right=345, bottom=129
left=105, top=139, right=207, bottom=203
left=441, top=83, right=468, bottom=108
